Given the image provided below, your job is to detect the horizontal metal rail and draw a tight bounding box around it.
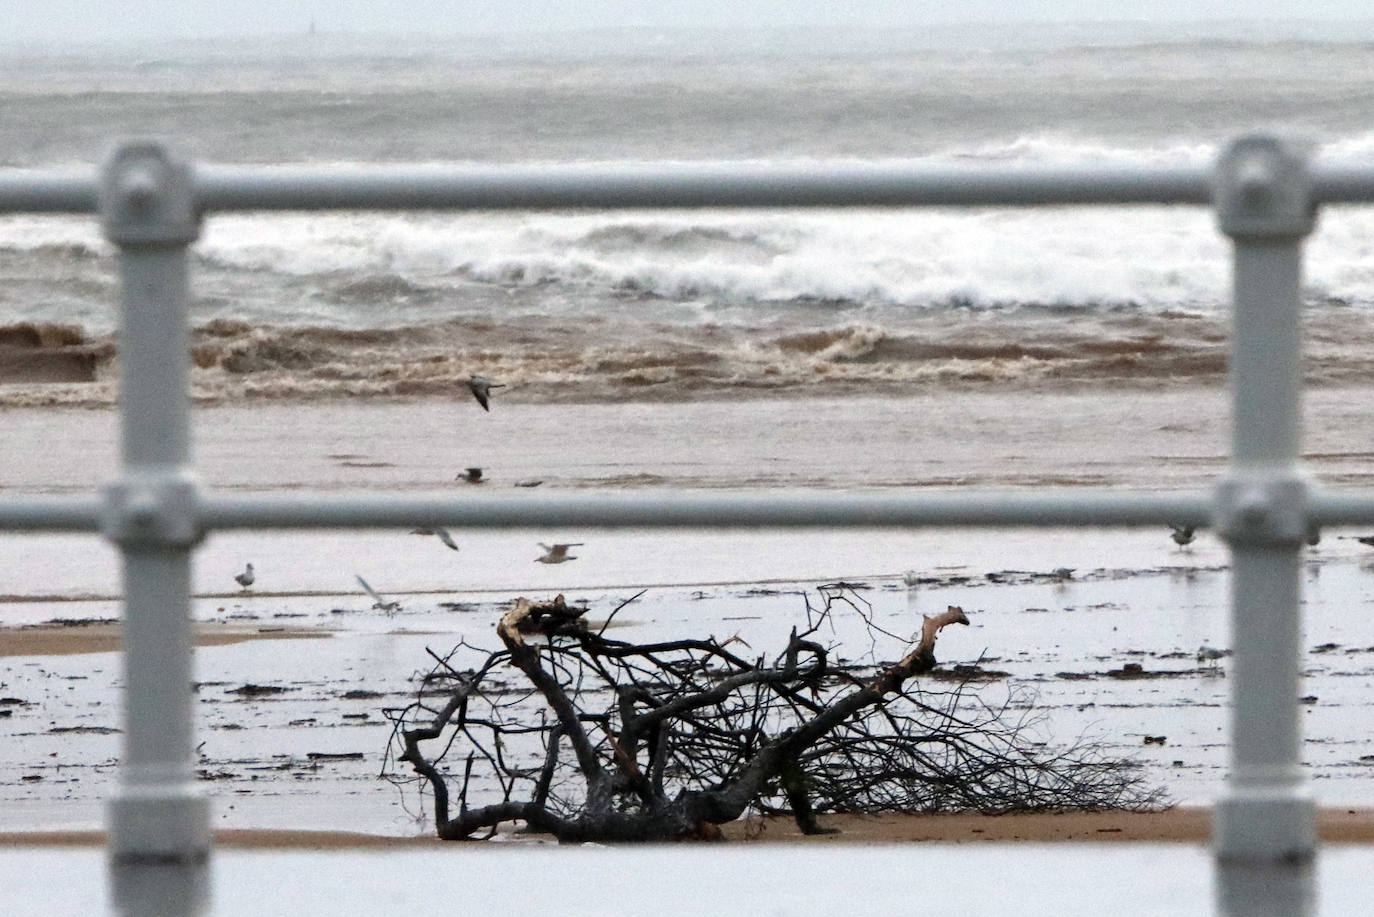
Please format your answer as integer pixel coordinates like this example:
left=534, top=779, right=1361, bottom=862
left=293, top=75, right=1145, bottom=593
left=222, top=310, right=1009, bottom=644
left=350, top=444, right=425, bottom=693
left=0, top=496, right=104, bottom=531
left=0, top=168, right=95, bottom=213
left=193, top=162, right=1217, bottom=210
left=3, top=158, right=1374, bottom=215
left=197, top=489, right=1215, bottom=529
left=6, top=487, right=1374, bottom=533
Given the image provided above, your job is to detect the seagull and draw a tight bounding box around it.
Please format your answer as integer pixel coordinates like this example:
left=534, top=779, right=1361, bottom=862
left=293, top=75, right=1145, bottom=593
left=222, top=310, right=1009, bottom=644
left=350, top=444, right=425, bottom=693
left=412, top=527, right=459, bottom=550
left=467, top=375, right=505, bottom=412
left=355, top=574, right=400, bottom=614
left=459, top=467, right=484, bottom=484
left=536, top=542, right=583, bottom=564
left=234, top=563, right=255, bottom=590
left=1196, top=645, right=1230, bottom=669
left=713, top=633, right=752, bottom=650
left=1170, top=525, right=1196, bottom=549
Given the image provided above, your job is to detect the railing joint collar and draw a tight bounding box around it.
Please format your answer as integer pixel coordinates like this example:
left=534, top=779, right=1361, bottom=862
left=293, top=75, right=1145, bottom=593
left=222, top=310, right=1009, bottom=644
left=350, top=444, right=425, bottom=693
left=100, top=140, right=200, bottom=247
left=1215, top=134, right=1317, bottom=240
left=1212, top=471, right=1310, bottom=546
left=102, top=469, right=203, bottom=548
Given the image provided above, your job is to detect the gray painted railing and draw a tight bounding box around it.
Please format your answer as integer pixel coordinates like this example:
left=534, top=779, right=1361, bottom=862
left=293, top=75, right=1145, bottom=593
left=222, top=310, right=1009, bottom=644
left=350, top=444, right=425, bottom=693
left=0, top=134, right=1360, bottom=915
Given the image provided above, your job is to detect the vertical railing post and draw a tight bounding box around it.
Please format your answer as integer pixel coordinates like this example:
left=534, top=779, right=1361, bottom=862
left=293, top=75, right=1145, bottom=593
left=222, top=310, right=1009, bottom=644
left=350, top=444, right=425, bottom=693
left=99, top=141, right=208, bottom=916
left=1212, top=135, right=1318, bottom=916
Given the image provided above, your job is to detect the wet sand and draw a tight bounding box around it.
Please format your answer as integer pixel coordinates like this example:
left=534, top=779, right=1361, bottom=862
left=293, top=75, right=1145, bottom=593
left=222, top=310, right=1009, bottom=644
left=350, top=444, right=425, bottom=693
left=0, top=620, right=329, bottom=657
left=4, top=808, right=1373, bottom=847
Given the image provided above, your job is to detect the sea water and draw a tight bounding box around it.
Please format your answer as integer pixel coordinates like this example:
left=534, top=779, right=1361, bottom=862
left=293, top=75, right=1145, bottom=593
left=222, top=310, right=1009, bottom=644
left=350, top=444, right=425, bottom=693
left=6, top=24, right=1374, bottom=403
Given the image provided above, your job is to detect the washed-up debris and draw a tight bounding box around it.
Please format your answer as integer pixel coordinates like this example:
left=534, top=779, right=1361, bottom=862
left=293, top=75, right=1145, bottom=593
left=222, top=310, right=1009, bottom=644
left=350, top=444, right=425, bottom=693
left=48, top=725, right=119, bottom=734
left=340, top=689, right=384, bottom=700
left=927, top=663, right=1011, bottom=682
left=1103, top=662, right=1197, bottom=680
left=307, top=752, right=364, bottom=762
left=1143, top=736, right=1167, bottom=745
left=226, top=683, right=293, bottom=697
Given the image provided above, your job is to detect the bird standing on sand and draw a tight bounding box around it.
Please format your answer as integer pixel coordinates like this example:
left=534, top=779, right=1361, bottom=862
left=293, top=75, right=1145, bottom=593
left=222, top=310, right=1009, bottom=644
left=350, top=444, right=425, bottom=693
left=1170, top=525, right=1196, bottom=549
left=536, top=542, right=583, bottom=564
left=467, top=375, right=505, bottom=412
left=459, top=467, right=484, bottom=484
left=1196, top=645, right=1230, bottom=669
left=234, top=563, right=255, bottom=590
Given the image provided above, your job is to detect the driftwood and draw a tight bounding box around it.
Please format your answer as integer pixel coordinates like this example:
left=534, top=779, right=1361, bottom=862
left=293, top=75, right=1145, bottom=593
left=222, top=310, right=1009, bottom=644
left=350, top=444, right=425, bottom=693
left=383, top=586, right=1159, bottom=842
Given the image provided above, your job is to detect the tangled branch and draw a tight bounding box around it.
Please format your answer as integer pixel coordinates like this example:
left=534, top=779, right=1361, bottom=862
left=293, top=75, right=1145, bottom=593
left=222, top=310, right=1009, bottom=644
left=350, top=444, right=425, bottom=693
left=382, top=586, right=1161, bottom=841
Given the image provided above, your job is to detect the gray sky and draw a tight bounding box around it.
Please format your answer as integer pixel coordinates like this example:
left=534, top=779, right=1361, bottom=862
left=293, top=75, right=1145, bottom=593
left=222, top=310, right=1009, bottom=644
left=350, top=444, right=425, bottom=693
left=9, top=1, right=1374, bottom=44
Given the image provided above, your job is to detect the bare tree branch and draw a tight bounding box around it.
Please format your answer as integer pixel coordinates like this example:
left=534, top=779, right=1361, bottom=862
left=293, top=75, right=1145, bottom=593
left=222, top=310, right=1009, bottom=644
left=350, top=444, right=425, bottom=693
left=383, top=587, right=1162, bottom=842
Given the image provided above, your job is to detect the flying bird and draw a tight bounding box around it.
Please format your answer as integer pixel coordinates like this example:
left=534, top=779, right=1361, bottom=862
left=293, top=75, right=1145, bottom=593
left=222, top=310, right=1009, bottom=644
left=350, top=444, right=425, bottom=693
left=234, top=563, right=255, bottom=590
left=1170, top=525, right=1196, bottom=549
left=713, top=632, right=752, bottom=651
left=355, top=574, right=400, bottom=613
left=536, top=542, right=583, bottom=564
left=467, top=375, right=505, bottom=411
left=409, top=528, right=458, bottom=550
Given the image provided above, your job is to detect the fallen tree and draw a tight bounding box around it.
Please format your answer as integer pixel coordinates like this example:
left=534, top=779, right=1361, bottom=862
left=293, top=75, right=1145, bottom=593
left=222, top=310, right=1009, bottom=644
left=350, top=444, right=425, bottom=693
left=382, top=585, right=1161, bottom=841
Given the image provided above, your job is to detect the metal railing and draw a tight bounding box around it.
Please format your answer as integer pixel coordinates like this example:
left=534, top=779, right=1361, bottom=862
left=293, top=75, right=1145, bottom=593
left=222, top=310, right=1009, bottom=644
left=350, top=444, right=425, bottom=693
left=0, top=134, right=1358, bottom=915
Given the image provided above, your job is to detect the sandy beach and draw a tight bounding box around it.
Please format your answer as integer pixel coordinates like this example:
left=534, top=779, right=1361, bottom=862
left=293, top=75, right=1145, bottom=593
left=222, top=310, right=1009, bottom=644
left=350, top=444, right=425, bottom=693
left=4, top=393, right=1374, bottom=840
left=3, top=808, right=1373, bottom=847
left=0, top=619, right=328, bottom=657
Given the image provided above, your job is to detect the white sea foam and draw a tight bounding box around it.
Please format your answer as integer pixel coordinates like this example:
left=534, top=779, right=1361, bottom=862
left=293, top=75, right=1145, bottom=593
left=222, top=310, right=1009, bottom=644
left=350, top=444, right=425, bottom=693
left=189, top=205, right=1236, bottom=318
